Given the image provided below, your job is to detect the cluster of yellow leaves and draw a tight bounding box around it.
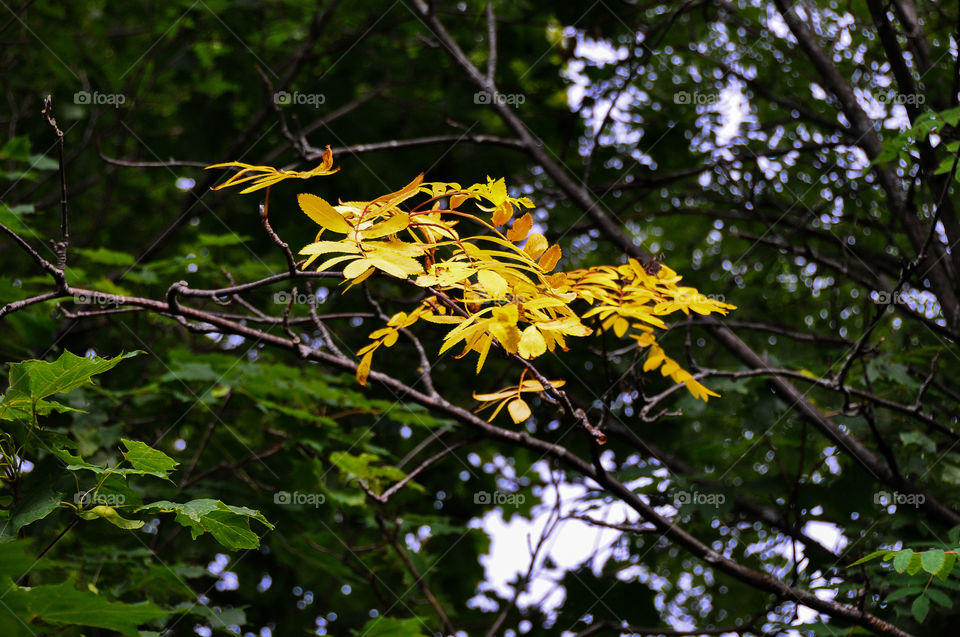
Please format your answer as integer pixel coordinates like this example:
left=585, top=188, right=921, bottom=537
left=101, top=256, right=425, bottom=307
left=206, top=146, right=339, bottom=194
left=207, top=154, right=736, bottom=425
left=474, top=376, right=566, bottom=424
left=355, top=308, right=425, bottom=386
left=562, top=261, right=736, bottom=401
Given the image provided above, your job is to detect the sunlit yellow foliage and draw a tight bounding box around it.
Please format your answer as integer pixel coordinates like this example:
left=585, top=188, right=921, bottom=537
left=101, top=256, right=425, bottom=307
left=206, top=146, right=339, bottom=194
left=474, top=377, right=567, bottom=423
left=208, top=154, right=736, bottom=425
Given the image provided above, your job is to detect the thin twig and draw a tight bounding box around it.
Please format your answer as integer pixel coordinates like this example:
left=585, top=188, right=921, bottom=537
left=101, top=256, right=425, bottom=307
left=42, top=95, right=69, bottom=272
left=484, top=2, right=497, bottom=83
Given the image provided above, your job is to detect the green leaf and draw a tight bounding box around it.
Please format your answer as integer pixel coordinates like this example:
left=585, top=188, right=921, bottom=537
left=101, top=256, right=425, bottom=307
left=926, top=588, right=952, bottom=608
left=906, top=553, right=924, bottom=575
left=934, top=155, right=958, bottom=175
left=885, top=587, right=922, bottom=602
left=911, top=595, right=930, bottom=623
left=1, top=169, right=39, bottom=182
left=29, top=582, right=165, bottom=634
left=329, top=451, right=409, bottom=493
left=10, top=350, right=137, bottom=398
left=74, top=247, right=136, bottom=266
left=77, top=505, right=144, bottom=530
left=0, top=541, right=40, bottom=580
left=866, top=356, right=918, bottom=390
left=138, top=499, right=273, bottom=550
left=195, top=232, right=252, bottom=247
left=948, top=526, right=960, bottom=545
left=356, top=616, right=430, bottom=636
left=941, top=105, right=960, bottom=126
left=64, top=454, right=172, bottom=480
left=0, top=136, right=31, bottom=162
left=0, top=203, right=35, bottom=235
left=27, top=154, right=58, bottom=171
left=899, top=431, right=937, bottom=453
left=0, top=350, right=140, bottom=423
left=941, top=464, right=960, bottom=486
left=893, top=549, right=914, bottom=573
left=938, top=553, right=956, bottom=581
left=0, top=483, right=61, bottom=540
left=2, top=576, right=168, bottom=636
left=848, top=550, right=890, bottom=567
left=121, top=439, right=179, bottom=480
left=921, top=549, right=946, bottom=575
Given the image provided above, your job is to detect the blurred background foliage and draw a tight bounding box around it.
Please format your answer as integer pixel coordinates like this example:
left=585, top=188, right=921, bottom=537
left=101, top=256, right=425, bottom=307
left=1, top=0, right=959, bottom=635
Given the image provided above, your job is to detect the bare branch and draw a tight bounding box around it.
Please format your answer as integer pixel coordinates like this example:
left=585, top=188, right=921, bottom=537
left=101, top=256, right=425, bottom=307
left=484, top=2, right=497, bottom=83
left=41, top=95, right=69, bottom=271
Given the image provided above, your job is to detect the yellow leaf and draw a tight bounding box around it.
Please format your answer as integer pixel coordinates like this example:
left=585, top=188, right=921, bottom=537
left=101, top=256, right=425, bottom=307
left=485, top=398, right=512, bottom=421
left=506, top=212, right=533, bottom=242
left=661, top=358, right=680, bottom=377
left=298, top=193, right=353, bottom=234
left=343, top=264, right=376, bottom=291
left=368, top=174, right=425, bottom=213
left=312, top=254, right=360, bottom=272
left=477, top=270, right=509, bottom=297
left=362, top=212, right=410, bottom=239
left=685, top=377, right=720, bottom=401
left=373, top=239, right=425, bottom=258
left=357, top=351, right=374, bottom=386
left=439, top=311, right=486, bottom=353
left=343, top=258, right=373, bottom=279
left=473, top=388, right=518, bottom=402
left=518, top=326, right=547, bottom=358
left=507, top=398, right=531, bottom=423
left=536, top=316, right=591, bottom=337
left=476, top=335, right=492, bottom=373
left=545, top=272, right=567, bottom=288
left=488, top=305, right=520, bottom=352
left=643, top=346, right=665, bottom=372
left=524, top=233, right=548, bottom=259
left=206, top=148, right=339, bottom=193
left=416, top=261, right=475, bottom=287
left=518, top=379, right=565, bottom=391
left=492, top=202, right=513, bottom=226
left=387, top=311, right=409, bottom=327
left=368, top=327, right=393, bottom=339
left=613, top=317, right=629, bottom=338
left=632, top=332, right=656, bottom=348
left=366, top=251, right=423, bottom=279
left=523, top=296, right=569, bottom=310
left=299, top=240, right=360, bottom=255
left=421, top=313, right=464, bottom=325
left=486, top=176, right=508, bottom=205
left=357, top=342, right=379, bottom=355
left=539, top=244, right=561, bottom=272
